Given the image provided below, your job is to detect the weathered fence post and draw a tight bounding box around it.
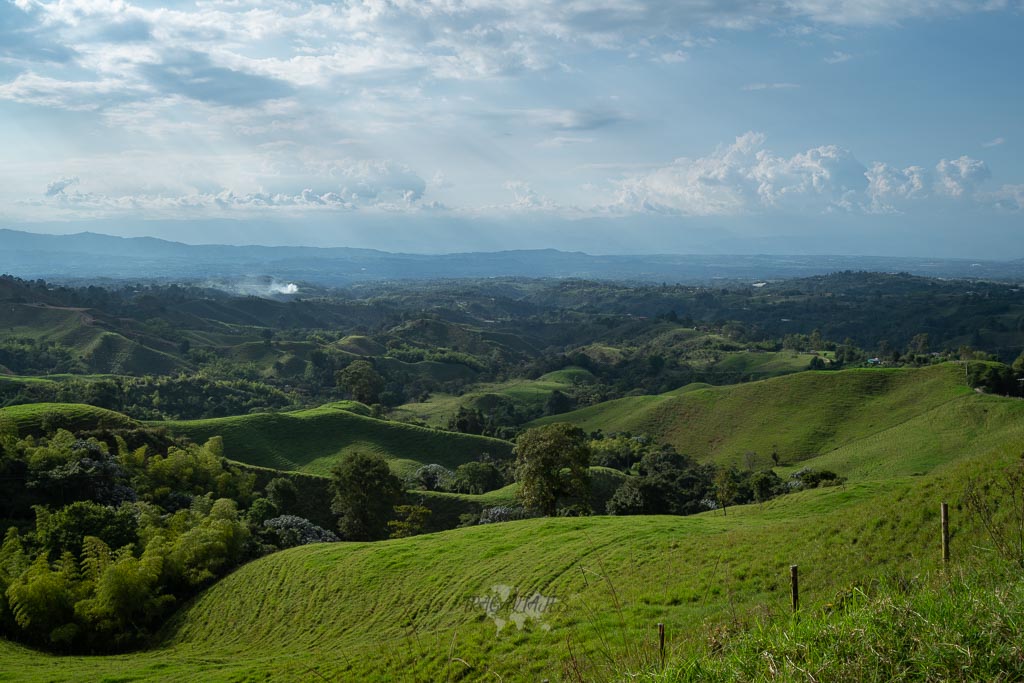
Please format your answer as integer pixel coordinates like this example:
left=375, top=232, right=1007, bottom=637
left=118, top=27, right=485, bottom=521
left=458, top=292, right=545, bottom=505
left=790, top=565, right=799, bottom=612
left=941, top=502, right=950, bottom=564
left=658, top=622, right=665, bottom=669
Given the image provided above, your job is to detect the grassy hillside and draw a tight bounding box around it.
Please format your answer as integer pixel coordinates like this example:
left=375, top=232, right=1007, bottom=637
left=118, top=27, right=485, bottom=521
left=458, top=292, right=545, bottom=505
left=158, top=403, right=513, bottom=477
left=390, top=366, right=597, bottom=426
left=534, top=363, right=976, bottom=470
left=0, top=401, right=139, bottom=435
left=3, top=303, right=187, bottom=375
left=0, top=427, right=1017, bottom=681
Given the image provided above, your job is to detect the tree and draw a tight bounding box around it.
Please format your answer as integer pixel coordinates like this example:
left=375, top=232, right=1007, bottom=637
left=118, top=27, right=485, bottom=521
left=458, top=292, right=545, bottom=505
left=265, top=477, right=298, bottom=515
left=544, top=389, right=574, bottom=416
left=513, top=424, right=591, bottom=516
left=330, top=452, right=402, bottom=540
left=606, top=449, right=714, bottom=516
left=714, top=467, right=739, bottom=516
left=387, top=505, right=431, bottom=539
left=909, top=333, right=930, bottom=355
left=453, top=461, right=503, bottom=494
left=448, top=406, right=484, bottom=435
left=335, top=361, right=385, bottom=404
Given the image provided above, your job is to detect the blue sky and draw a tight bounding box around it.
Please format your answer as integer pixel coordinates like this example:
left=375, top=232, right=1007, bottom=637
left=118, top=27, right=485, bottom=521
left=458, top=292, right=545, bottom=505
left=1, top=0, right=1022, bottom=256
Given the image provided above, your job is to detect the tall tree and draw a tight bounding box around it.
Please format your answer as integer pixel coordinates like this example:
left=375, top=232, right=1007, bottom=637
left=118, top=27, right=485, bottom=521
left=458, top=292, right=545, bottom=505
left=513, top=423, right=591, bottom=516
left=330, top=452, right=402, bottom=540
left=335, top=360, right=385, bottom=404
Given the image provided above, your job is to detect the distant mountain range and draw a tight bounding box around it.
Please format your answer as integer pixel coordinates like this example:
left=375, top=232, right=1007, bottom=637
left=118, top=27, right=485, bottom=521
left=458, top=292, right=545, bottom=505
left=3, top=228, right=1023, bottom=285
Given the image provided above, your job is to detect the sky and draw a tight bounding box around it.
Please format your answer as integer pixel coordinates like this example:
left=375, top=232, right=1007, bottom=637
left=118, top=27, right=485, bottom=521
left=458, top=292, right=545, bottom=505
left=0, top=0, right=1022, bottom=257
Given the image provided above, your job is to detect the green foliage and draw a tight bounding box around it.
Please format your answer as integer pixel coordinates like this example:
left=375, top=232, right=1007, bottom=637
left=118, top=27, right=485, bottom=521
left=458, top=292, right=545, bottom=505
left=336, top=360, right=385, bottom=405
left=607, top=449, right=715, bottom=516
left=330, top=452, right=403, bottom=541
left=387, top=504, right=431, bottom=539
left=714, top=467, right=739, bottom=515
left=514, top=423, right=591, bottom=516
left=34, top=501, right=138, bottom=558
left=264, top=477, right=298, bottom=515
left=141, top=438, right=255, bottom=507
left=453, top=461, right=505, bottom=494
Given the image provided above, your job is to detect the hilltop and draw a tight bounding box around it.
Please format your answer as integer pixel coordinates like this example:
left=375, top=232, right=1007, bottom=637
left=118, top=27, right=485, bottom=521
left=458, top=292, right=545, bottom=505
left=159, top=402, right=512, bottom=477
left=533, top=363, right=982, bottom=473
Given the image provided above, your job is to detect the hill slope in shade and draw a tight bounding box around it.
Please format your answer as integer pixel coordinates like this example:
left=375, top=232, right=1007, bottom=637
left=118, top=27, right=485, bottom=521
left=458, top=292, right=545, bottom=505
left=158, top=403, right=513, bottom=477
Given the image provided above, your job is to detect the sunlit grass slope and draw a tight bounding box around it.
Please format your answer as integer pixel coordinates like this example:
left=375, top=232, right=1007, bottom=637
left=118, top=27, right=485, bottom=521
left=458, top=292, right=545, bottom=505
left=534, top=363, right=977, bottom=469
left=159, top=403, right=513, bottom=477
left=0, top=402, right=139, bottom=436
left=0, top=432, right=1015, bottom=682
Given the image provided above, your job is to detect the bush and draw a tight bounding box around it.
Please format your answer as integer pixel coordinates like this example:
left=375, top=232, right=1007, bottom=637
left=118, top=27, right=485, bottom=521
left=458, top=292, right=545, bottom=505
left=263, top=515, right=339, bottom=548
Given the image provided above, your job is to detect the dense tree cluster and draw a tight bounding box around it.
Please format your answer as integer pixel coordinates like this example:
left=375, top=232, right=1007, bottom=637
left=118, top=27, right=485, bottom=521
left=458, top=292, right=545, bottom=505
left=0, top=429, right=349, bottom=653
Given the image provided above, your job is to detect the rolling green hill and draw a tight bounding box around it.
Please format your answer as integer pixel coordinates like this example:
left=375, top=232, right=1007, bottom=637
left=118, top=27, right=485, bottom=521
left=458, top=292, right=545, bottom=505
left=0, top=401, right=139, bottom=436
left=0, top=430, right=1016, bottom=681
left=4, top=364, right=1024, bottom=680
left=389, top=366, right=597, bottom=427
left=534, top=363, right=978, bottom=471
left=158, top=403, right=513, bottom=477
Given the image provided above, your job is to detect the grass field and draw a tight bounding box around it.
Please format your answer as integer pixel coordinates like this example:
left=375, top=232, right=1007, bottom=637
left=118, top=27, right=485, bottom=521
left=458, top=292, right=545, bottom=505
left=389, top=366, right=597, bottom=426
left=533, top=363, right=978, bottom=471
left=0, top=427, right=1016, bottom=681
left=2, top=363, right=1023, bottom=680
left=0, top=401, right=140, bottom=435
left=158, top=403, right=514, bottom=478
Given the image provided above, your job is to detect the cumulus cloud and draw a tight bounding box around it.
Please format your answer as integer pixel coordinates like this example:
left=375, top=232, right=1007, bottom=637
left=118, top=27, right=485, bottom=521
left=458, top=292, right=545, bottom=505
left=865, top=162, right=929, bottom=211
left=984, top=184, right=1024, bottom=212
left=335, top=160, right=427, bottom=204
left=502, top=181, right=558, bottom=211
left=44, top=176, right=81, bottom=197
left=935, top=156, right=991, bottom=198
left=614, top=132, right=868, bottom=216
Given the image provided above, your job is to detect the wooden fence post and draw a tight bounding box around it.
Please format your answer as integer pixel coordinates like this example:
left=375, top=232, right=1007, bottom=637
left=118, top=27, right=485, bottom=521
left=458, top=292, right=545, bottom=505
left=658, top=622, right=665, bottom=669
left=941, top=502, right=950, bottom=564
left=790, top=565, right=799, bottom=612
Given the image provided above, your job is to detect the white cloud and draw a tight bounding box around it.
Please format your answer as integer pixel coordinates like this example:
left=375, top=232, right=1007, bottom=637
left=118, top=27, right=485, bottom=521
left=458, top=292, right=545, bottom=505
left=982, top=137, right=1006, bottom=148
left=0, top=72, right=138, bottom=110
left=935, top=156, right=991, bottom=198
left=983, top=184, right=1024, bottom=212
left=657, top=50, right=689, bottom=64
left=824, top=50, right=852, bottom=63
left=614, top=132, right=868, bottom=216
left=502, top=180, right=557, bottom=211
left=44, top=176, right=81, bottom=197
left=537, top=136, right=594, bottom=148
left=865, top=162, right=928, bottom=212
